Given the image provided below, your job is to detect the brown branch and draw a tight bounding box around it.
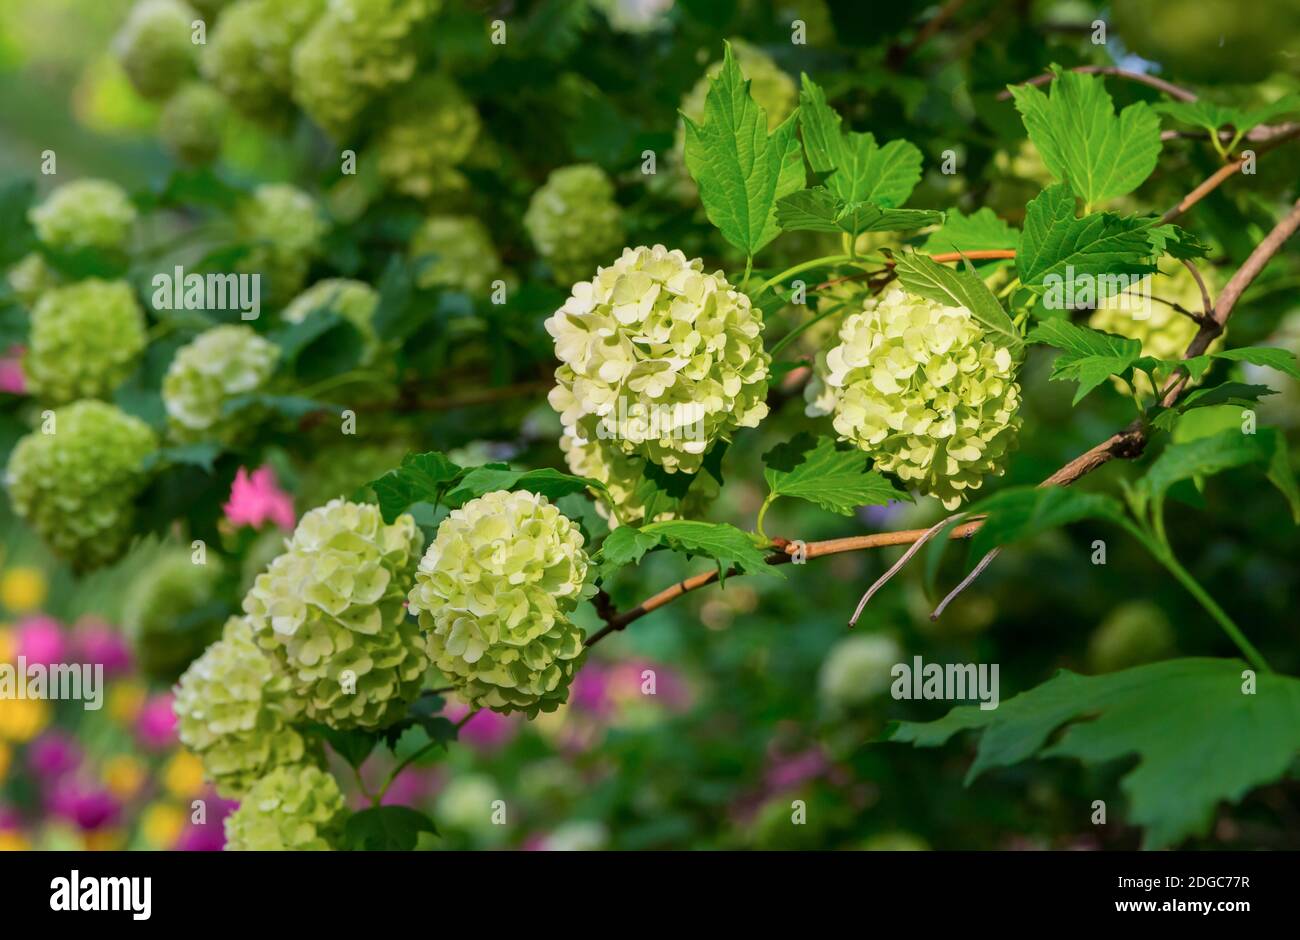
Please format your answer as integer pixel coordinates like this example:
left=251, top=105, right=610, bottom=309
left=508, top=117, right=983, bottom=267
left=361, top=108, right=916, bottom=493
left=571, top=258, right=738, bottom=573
left=997, top=66, right=1198, bottom=103
left=1160, top=124, right=1300, bottom=223
left=587, top=198, right=1300, bottom=645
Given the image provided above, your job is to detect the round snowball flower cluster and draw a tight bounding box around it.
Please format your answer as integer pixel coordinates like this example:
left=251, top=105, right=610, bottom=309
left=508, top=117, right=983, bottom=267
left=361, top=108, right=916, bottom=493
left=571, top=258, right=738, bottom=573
left=122, top=546, right=226, bottom=681
left=559, top=428, right=717, bottom=526
left=162, top=325, right=280, bottom=443
left=242, top=499, right=427, bottom=730
left=291, top=0, right=436, bottom=137
left=174, top=617, right=315, bottom=798
left=113, top=0, right=198, bottom=100
left=158, top=82, right=227, bottom=164
left=1089, top=262, right=1223, bottom=398
left=222, top=764, right=346, bottom=850
left=407, top=490, right=593, bottom=716
left=372, top=75, right=481, bottom=199
left=524, top=165, right=625, bottom=286
left=806, top=286, right=1022, bottom=510
left=24, top=280, right=146, bottom=405
left=202, top=0, right=325, bottom=121
left=409, top=216, right=503, bottom=295
left=818, top=633, right=902, bottom=711
left=235, top=183, right=327, bottom=305
left=29, top=179, right=137, bottom=253
left=546, top=245, right=771, bottom=474
left=7, top=253, right=60, bottom=307
left=5, top=401, right=157, bottom=569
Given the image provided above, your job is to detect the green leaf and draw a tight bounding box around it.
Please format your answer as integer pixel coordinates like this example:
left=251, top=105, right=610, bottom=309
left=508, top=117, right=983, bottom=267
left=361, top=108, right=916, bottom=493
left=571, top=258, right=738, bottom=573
left=774, top=187, right=941, bottom=235
left=893, top=252, right=1022, bottom=352
left=1151, top=383, right=1277, bottom=432
left=306, top=723, right=379, bottom=770
left=602, top=520, right=780, bottom=584
left=682, top=41, right=804, bottom=258
left=0, top=180, right=36, bottom=268
left=369, top=451, right=464, bottom=523
left=762, top=433, right=908, bottom=515
left=961, top=485, right=1130, bottom=560
left=141, top=443, right=221, bottom=474
left=1144, top=222, right=1209, bottom=260
left=344, top=806, right=438, bottom=851
left=887, top=658, right=1300, bottom=848
left=1016, top=184, right=1156, bottom=290
left=796, top=73, right=923, bottom=208
left=1008, top=66, right=1162, bottom=208
left=1027, top=318, right=1143, bottom=404
left=1140, top=428, right=1293, bottom=521
left=921, top=209, right=1018, bottom=267
left=1155, top=95, right=1300, bottom=148
left=444, top=465, right=607, bottom=507
left=1210, top=346, right=1300, bottom=381
left=222, top=393, right=337, bottom=420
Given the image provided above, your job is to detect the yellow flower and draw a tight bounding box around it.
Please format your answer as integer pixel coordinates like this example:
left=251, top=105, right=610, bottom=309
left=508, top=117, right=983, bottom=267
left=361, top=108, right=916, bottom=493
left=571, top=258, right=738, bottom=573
left=0, top=698, right=51, bottom=743
left=103, top=754, right=147, bottom=800
left=162, top=750, right=207, bottom=800
left=108, top=681, right=147, bottom=726
left=0, top=627, right=15, bottom=665
left=0, top=566, right=47, bottom=614
left=141, top=803, right=186, bottom=850
left=0, top=831, right=30, bottom=851
left=0, top=741, right=10, bottom=781
left=83, top=828, right=126, bottom=851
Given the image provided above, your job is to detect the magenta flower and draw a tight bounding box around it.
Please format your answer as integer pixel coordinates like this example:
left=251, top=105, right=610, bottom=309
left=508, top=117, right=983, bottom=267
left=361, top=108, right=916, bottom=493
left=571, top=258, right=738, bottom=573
left=442, top=703, right=520, bottom=751
left=28, top=732, right=82, bottom=779
left=136, top=693, right=178, bottom=750
left=175, top=790, right=237, bottom=851
left=763, top=746, right=829, bottom=793
left=48, top=781, right=121, bottom=831
left=223, top=465, right=295, bottom=531
left=71, top=618, right=133, bottom=677
left=0, top=345, right=25, bottom=395
left=15, top=616, right=67, bottom=666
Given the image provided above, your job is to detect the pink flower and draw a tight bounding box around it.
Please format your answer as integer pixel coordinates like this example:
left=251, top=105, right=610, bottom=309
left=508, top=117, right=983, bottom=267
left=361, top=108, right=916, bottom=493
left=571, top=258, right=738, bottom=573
left=15, top=616, right=66, bottom=666
left=223, top=465, right=295, bottom=531
left=442, top=702, right=520, bottom=751
left=136, top=693, right=178, bottom=750
left=763, top=746, right=829, bottom=793
left=175, top=790, right=238, bottom=851
left=71, top=618, right=133, bottom=677
left=0, top=345, right=25, bottom=395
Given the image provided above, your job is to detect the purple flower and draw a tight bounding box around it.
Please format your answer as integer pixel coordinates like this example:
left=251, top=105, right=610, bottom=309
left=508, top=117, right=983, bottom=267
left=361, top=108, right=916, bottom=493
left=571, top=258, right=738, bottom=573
left=569, top=663, right=613, bottom=716
left=27, top=732, right=82, bottom=779
left=15, top=615, right=67, bottom=666
left=175, top=791, right=238, bottom=851
left=70, top=618, right=133, bottom=677
left=0, top=345, right=25, bottom=395
left=763, top=746, right=829, bottom=793
left=48, top=781, right=121, bottom=831
left=136, top=693, right=178, bottom=750
left=442, top=701, right=520, bottom=751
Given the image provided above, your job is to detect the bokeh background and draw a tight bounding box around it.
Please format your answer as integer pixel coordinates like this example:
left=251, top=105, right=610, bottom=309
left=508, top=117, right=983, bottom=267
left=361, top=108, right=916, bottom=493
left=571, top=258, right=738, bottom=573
left=1, top=0, right=1299, bottom=851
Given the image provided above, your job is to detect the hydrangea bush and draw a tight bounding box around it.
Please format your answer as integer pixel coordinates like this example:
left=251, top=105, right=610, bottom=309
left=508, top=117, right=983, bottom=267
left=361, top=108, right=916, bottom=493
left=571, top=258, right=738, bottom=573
left=2, top=3, right=1299, bottom=854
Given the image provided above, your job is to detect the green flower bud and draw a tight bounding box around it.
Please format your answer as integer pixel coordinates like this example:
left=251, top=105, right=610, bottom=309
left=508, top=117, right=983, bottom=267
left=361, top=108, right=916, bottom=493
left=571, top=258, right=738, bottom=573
left=158, top=81, right=227, bottom=164
left=6, top=253, right=61, bottom=308
left=235, top=183, right=327, bottom=305
left=175, top=617, right=317, bottom=798
left=1089, top=262, right=1223, bottom=398
left=1087, top=601, right=1175, bottom=674
left=524, top=165, right=624, bottom=286
left=162, top=324, right=280, bottom=443
left=243, top=499, right=427, bottom=730
left=407, top=490, right=593, bottom=716
left=201, top=0, right=324, bottom=121
left=409, top=215, right=502, bottom=295
left=806, top=286, right=1022, bottom=510
left=24, top=279, right=146, bottom=405
left=29, top=179, right=137, bottom=253
left=122, top=547, right=226, bottom=681
left=113, top=0, right=198, bottom=100
left=373, top=75, right=481, bottom=199
left=559, top=428, right=717, bottom=526
left=223, top=764, right=346, bottom=850
left=818, top=634, right=901, bottom=711
left=290, top=0, right=437, bottom=137
left=546, top=245, right=770, bottom=475
left=5, top=401, right=157, bottom=569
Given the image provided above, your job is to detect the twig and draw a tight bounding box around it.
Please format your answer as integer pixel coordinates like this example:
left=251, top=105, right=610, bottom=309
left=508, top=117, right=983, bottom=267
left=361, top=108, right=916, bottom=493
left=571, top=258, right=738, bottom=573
left=997, top=65, right=1198, bottom=103
left=1160, top=124, right=1300, bottom=223
left=848, top=516, right=957, bottom=626
left=587, top=198, right=1300, bottom=640
left=930, top=547, right=1000, bottom=619
left=1179, top=259, right=1214, bottom=322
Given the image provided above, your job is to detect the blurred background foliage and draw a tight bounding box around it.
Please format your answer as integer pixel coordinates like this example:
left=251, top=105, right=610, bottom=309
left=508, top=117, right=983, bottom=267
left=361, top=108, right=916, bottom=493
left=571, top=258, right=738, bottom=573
left=1, top=0, right=1299, bottom=850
